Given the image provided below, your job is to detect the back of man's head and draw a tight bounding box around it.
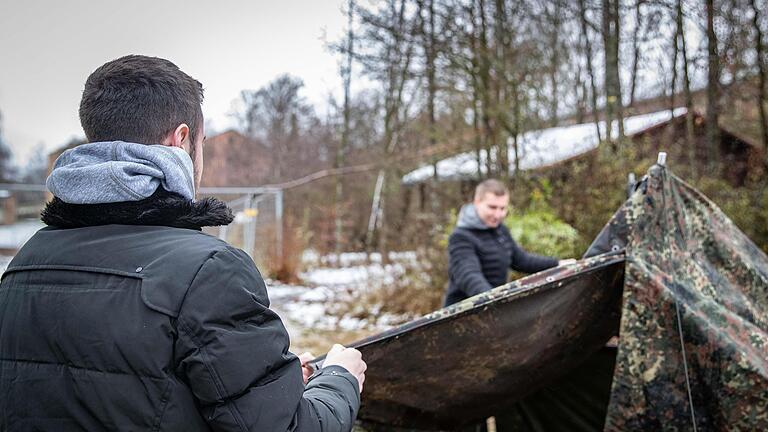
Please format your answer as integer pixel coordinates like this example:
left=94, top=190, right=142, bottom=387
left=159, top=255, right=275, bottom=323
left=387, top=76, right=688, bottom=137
left=474, top=179, right=508, bottom=202
left=79, top=55, right=204, bottom=145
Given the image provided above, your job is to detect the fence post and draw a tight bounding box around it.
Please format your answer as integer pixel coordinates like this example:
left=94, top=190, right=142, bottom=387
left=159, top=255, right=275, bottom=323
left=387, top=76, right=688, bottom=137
left=275, top=190, right=283, bottom=264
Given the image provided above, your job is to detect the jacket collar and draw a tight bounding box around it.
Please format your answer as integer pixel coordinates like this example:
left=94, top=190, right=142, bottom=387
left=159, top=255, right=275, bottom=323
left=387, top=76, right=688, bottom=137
left=41, top=187, right=234, bottom=230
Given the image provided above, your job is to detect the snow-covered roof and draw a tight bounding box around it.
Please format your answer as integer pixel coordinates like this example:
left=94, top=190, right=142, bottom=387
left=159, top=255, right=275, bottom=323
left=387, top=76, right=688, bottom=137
left=402, top=108, right=688, bottom=184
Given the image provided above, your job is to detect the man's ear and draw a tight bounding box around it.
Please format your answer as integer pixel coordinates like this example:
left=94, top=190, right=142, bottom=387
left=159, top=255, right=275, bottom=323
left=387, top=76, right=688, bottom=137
left=163, top=124, right=190, bottom=149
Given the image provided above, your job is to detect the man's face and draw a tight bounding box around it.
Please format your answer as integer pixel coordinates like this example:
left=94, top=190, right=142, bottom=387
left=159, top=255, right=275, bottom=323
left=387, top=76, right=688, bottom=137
left=474, top=192, right=509, bottom=228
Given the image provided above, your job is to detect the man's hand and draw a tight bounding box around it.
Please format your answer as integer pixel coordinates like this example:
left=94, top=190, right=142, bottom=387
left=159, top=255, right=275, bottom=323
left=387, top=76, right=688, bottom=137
left=559, top=258, right=577, bottom=266
left=298, top=352, right=315, bottom=385
left=323, top=344, right=367, bottom=393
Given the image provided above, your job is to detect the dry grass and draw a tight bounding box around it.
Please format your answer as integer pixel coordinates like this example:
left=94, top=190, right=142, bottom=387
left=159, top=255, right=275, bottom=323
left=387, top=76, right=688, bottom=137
left=326, top=248, right=448, bottom=328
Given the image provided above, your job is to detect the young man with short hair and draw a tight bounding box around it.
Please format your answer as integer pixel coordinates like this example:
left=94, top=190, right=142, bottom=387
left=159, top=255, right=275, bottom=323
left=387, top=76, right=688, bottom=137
left=0, top=55, right=365, bottom=431
left=444, top=179, right=575, bottom=306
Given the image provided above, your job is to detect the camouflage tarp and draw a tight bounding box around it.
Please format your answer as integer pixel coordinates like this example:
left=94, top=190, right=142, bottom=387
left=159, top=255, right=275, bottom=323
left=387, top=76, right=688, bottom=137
left=312, top=163, right=768, bottom=431
left=603, top=164, right=768, bottom=430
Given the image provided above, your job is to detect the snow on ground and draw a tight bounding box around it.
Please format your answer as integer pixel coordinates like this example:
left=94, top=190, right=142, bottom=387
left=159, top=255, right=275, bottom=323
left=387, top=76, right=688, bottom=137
left=0, top=240, right=405, bottom=352
left=301, top=263, right=404, bottom=288
left=403, top=108, right=688, bottom=184
left=302, top=249, right=417, bottom=267
left=0, top=220, right=45, bottom=251
left=267, top=252, right=410, bottom=339
left=0, top=255, right=13, bottom=273
left=0, top=220, right=45, bottom=273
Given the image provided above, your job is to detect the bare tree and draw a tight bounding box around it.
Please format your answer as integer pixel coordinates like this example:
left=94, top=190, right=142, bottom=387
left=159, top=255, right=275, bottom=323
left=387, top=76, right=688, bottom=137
left=579, top=0, right=604, bottom=142
left=477, top=0, right=499, bottom=176
left=670, top=1, right=680, bottom=113
left=602, top=0, right=625, bottom=146
left=676, top=0, right=696, bottom=177
left=416, top=0, right=442, bottom=206
left=750, top=0, right=768, bottom=152
left=0, top=109, right=16, bottom=182
left=357, top=0, right=416, bottom=258
left=546, top=0, right=563, bottom=125
left=492, top=0, right=510, bottom=178
left=238, top=75, right=316, bottom=181
left=629, top=0, right=644, bottom=106
left=335, top=0, right=355, bottom=257
left=706, top=0, right=721, bottom=163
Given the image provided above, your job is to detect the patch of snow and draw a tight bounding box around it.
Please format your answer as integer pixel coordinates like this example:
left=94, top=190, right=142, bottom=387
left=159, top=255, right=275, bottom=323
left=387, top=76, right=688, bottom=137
left=0, top=220, right=45, bottom=250
left=403, top=108, right=688, bottom=184
left=0, top=256, right=13, bottom=273
left=265, top=255, right=415, bottom=335
left=298, top=287, right=332, bottom=302
left=306, top=250, right=418, bottom=267
left=268, top=280, right=371, bottom=332
left=300, top=263, right=404, bottom=287
left=264, top=281, right=308, bottom=299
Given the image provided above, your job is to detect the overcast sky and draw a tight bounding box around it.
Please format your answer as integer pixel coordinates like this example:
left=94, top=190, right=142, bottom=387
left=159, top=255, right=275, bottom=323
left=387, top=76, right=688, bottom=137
left=0, top=0, right=347, bottom=165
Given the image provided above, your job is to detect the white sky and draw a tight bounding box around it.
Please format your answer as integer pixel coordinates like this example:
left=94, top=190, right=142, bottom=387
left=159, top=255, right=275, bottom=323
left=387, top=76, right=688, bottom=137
left=0, top=0, right=347, bottom=165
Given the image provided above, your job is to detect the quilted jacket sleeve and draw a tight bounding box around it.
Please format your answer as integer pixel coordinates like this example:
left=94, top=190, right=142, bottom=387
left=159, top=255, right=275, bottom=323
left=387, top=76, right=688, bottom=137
left=448, top=230, right=494, bottom=297
left=508, top=236, right=559, bottom=274
left=174, top=247, right=360, bottom=431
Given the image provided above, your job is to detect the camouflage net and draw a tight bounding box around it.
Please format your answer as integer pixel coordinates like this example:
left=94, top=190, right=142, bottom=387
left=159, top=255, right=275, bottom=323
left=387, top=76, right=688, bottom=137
left=604, top=165, right=768, bottom=431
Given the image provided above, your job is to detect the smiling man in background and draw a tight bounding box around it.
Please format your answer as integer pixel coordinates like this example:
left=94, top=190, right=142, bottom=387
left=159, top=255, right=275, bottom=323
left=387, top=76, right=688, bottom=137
left=444, top=179, right=575, bottom=307
left=0, top=55, right=365, bottom=432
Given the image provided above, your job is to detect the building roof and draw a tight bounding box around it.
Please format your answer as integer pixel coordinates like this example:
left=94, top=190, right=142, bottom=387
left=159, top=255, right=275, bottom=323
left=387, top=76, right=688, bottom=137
left=402, top=108, right=688, bottom=184
left=201, top=130, right=274, bottom=187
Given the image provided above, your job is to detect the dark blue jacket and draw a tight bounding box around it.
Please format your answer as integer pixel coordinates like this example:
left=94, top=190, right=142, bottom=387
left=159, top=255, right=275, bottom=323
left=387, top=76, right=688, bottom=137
left=444, top=224, right=559, bottom=306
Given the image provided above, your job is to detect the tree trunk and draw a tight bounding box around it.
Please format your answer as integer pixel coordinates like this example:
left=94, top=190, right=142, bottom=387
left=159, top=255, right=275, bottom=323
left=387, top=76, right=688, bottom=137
left=603, top=0, right=624, bottom=146
left=477, top=0, right=496, bottom=176
left=474, top=91, right=484, bottom=178
left=706, top=0, right=721, bottom=166
left=494, top=0, right=509, bottom=179
left=335, top=0, right=355, bottom=258
left=670, top=4, right=679, bottom=114
left=612, top=0, right=625, bottom=139
left=468, top=5, right=484, bottom=178
left=629, top=0, right=642, bottom=107
left=511, top=78, right=521, bottom=177
left=364, top=0, right=413, bottom=259
left=750, top=0, right=768, bottom=153
left=579, top=0, right=603, bottom=143
left=548, top=0, right=561, bottom=126
left=678, top=0, right=697, bottom=178
left=365, top=169, right=385, bottom=253
left=576, top=66, right=587, bottom=124
left=419, top=0, right=441, bottom=208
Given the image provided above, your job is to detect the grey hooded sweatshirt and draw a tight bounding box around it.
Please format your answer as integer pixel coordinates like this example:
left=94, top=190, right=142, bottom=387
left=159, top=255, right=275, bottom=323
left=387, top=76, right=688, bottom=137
left=46, top=141, right=195, bottom=204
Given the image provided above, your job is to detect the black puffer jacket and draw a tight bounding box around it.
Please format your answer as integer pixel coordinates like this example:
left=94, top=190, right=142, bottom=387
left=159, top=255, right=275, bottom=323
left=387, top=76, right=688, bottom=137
left=0, top=190, right=360, bottom=431
left=444, top=224, right=559, bottom=306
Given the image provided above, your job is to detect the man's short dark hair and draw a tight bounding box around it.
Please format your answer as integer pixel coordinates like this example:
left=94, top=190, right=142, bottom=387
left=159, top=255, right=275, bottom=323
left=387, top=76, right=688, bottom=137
left=79, top=55, right=204, bottom=145
left=474, top=179, right=509, bottom=201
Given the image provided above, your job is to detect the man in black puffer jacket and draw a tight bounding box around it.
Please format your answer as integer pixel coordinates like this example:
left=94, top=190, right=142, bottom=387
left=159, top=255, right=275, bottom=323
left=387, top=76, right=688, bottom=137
left=444, top=179, right=575, bottom=307
left=0, top=55, right=365, bottom=432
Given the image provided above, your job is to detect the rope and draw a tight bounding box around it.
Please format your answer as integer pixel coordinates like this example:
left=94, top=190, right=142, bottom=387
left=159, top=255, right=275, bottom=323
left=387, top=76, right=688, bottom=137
left=658, top=165, right=698, bottom=432
left=675, top=300, right=698, bottom=432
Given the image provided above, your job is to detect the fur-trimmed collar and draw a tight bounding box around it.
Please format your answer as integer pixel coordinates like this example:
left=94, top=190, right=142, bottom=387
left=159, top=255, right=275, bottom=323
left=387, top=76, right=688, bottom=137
left=41, top=188, right=234, bottom=230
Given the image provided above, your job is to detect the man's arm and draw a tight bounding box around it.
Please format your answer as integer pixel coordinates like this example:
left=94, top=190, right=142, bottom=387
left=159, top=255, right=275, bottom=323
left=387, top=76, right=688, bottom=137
left=448, top=231, right=494, bottom=298
left=174, top=247, right=360, bottom=432
left=509, top=237, right=559, bottom=274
